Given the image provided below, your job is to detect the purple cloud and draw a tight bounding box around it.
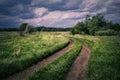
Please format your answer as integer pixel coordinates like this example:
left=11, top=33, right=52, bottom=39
left=0, top=0, right=120, bottom=28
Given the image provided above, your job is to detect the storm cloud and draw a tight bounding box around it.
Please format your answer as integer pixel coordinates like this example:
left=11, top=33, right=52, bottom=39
left=0, top=0, right=120, bottom=28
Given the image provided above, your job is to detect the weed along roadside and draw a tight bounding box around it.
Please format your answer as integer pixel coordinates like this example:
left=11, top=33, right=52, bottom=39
left=74, top=35, right=120, bottom=80
left=3, top=39, right=74, bottom=80
left=0, top=32, right=69, bottom=79
left=0, top=32, right=120, bottom=80
left=66, top=38, right=91, bottom=80
left=86, top=36, right=120, bottom=80
left=28, top=38, right=82, bottom=80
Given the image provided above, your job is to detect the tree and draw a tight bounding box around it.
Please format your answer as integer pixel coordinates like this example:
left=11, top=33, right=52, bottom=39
left=87, top=14, right=106, bottom=35
left=71, top=13, right=120, bottom=36
left=71, top=22, right=89, bottom=35
left=19, top=23, right=35, bottom=36
left=27, top=25, right=36, bottom=33
left=19, top=23, right=28, bottom=36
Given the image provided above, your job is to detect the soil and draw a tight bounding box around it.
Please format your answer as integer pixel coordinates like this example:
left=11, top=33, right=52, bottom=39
left=3, top=40, right=74, bottom=80
left=66, top=41, right=91, bottom=80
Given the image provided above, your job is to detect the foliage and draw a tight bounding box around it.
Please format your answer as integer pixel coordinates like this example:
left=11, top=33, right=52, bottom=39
left=106, top=21, right=120, bottom=31
left=29, top=38, right=82, bottom=80
left=0, top=28, right=18, bottom=31
left=71, top=22, right=89, bottom=35
left=95, top=29, right=117, bottom=36
left=19, top=23, right=35, bottom=36
left=19, top=23, right=28, bottom=36
left=36, top=26, right=70, bottom=32
left=87, top=14, right=106, bottom=35
left=71, top=13, right=120, bottom=36
left=0, top=32, right=69, bottom=78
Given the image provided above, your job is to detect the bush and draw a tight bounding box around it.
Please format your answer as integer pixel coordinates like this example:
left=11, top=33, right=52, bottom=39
left=95, top=29, right=117, bottom=36
left=19, top=23, right=28, bottom=36
left=117, top=31, right=120, bottom=36
left=19, top=23, right=36, bottom=36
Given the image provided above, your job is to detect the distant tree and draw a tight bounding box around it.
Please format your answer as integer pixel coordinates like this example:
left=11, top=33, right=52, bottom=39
left=71, top=13, right=120, bottom=36
left=71, top=22, right=89, bottom=35
left=70, top=28, right=75, bottom=35
left=85, top=15, right=91, bottom=27
left=71, top=14, right=106, bottom=35
left=19, top=23, right=36, bottom=36
left=71, top=27, right=78, bottom=35
left=35, top=26, right=70, bottom=32
left=27, top=25, right=36, bottom=33
left=87, top=14, right=106, bottom=35
left=95, top=29, right=117, bottom=36
left=0, top=28, right=18, bottom=31
left=19, top=23, right=28, bottom=36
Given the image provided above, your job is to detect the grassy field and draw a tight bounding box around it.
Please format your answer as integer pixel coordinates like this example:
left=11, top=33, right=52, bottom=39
left=29, top=38, right=82, bottom=80
left=74, top=35, right=120, bottom=80
left=0, top=31, right=120, bottom=80
left=0, top=32, right=69, bottom=78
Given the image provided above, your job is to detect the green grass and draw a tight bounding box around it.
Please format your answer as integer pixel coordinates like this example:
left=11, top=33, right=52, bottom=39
left=1, top=32, right=119, bottom=80
left=74, top=35, right=120, bottom=80
left=0, top=32, right=69, bottom=78
left=87, top=36, right=120, bottom=80
left=73, top=35, right=94, bottom=48
left=29, top=38, right=82, bottom=80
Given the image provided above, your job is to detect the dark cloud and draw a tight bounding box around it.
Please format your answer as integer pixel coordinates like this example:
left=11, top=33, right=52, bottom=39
left=0, top=0, right=120, bottom=28
left=0, top=0, right=32, bottom=7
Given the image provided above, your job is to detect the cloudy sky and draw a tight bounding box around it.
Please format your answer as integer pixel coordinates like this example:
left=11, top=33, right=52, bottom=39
left=0, top=0, right=120, bottom=28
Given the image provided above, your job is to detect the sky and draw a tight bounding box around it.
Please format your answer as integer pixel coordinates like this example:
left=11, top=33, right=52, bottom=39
left=0, top=0, right=120, bottom=28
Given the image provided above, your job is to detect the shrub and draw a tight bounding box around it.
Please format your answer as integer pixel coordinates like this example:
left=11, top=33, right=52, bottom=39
left=95, top=29, right=117, bottom=36
left=19, top=23, right=36, bottom=36
left=19, top=23, right=29, bottom=36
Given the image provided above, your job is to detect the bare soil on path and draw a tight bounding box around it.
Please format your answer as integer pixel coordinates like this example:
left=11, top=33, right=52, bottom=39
left=66, top=41, right=91, bottom=80
left=2, top=40, right=74, bottom=80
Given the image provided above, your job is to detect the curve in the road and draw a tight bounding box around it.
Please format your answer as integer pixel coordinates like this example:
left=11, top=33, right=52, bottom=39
left=3, top=40, right=74, bottom=80
left=66, top=41, right=91, bottom=80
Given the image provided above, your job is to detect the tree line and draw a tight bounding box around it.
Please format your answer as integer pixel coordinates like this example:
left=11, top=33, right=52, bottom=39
left=71, top=14, right=120, bottom=36
left=0, top=28, right=18, bottom=31
left=36, top=26, right=70, bottom=32
left=19, top=23, right=70, bottom=36
left=0, top=23, right=70, bottom=36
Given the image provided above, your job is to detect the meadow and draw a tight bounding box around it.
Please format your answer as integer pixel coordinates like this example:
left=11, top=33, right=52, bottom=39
left=87, top=36, right=120, bottom=80
left=29, top=38, right=82, bottom=80
left=74, top=35, right=120, bottom=80
left=0, top=32, right=69, bottom=78
left=0, top=31, right=120, bottom=80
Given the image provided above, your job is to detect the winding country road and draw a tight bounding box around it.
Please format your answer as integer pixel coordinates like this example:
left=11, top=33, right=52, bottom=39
left=2, top=39, right=91, bottom=80
left=66, top=41, right=91, bottom=80
left=2, top=40, right=74, bottom=80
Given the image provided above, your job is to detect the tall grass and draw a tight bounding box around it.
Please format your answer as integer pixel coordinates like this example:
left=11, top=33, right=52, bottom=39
left=69, top=34, right=95, bottom=48
left=0, top=32, right=69, bottom=78
left=29, top=38, right=82, bottom=80
left=87, top=36, right=120, bottom=80
left=74, top=35, right=120, bottom=80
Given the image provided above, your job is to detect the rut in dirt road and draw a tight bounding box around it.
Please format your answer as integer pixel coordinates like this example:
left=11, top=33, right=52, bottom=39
left=3, top=40, right=74, bottom=80
left=66, top=42, right=90, bottom=80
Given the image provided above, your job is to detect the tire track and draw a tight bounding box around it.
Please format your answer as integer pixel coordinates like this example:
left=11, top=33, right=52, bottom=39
left=3, top=40, right=74, bottom=80
left=66, top=41, right=90, bottom=80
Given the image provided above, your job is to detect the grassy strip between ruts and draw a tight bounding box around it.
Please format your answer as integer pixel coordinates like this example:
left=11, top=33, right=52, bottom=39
left=28, top=38, right=82, bottom=80
left=0, top=37, right=69, bottom=78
